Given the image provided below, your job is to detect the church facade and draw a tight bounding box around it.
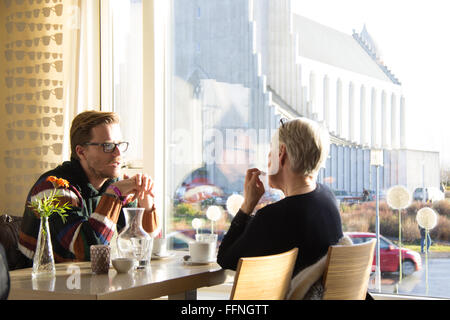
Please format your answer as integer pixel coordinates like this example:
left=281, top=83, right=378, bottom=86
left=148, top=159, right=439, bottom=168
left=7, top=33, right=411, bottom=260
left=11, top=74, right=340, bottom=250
left=170, top=0, right=440, bottom=199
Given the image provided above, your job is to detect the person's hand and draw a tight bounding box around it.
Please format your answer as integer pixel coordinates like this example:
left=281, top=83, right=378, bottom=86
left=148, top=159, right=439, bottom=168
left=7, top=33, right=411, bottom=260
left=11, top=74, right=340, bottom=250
left=110, top=173, right=155, bottom=206
left=240, top=168, right=265, bottom=215
left=133, top=175, right=155, bottom=210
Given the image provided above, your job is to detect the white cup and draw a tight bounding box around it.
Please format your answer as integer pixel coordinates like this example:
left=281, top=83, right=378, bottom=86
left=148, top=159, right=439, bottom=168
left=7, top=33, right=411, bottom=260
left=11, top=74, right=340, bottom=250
left=152, top=238, right=168, bottom=256
left=189, top=241, right=216, bottom=263
left=195, top=233, right=218, bottom=243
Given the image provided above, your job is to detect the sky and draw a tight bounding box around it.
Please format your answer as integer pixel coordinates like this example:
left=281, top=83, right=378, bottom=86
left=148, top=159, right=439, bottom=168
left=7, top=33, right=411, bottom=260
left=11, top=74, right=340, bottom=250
left=291, top=0, right=450, bottom=167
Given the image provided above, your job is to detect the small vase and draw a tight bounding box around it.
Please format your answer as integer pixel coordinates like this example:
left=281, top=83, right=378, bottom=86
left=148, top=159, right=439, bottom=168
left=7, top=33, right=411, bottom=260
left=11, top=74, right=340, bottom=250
left=117, top=208, right=153, bottom=269
left=32, top=216, right=56, bottom=278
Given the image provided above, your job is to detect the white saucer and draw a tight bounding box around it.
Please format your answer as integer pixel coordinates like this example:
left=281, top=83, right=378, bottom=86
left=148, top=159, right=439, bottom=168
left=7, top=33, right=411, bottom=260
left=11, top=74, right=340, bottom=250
left=183, top=255, right=216, bottom=265
left=151, top=252, right=175, bottom=260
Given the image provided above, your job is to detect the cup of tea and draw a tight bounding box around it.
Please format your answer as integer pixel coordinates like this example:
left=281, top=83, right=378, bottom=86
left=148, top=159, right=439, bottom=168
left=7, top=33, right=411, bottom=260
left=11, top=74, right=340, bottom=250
left=152, top=237, right=168, bottom=257
left=195, top=233, right=218, bottom=243
left=189, top=241, right=216, bottom=263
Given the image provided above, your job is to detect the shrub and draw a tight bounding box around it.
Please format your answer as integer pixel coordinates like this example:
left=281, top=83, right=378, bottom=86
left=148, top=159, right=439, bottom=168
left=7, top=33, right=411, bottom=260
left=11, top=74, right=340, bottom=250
left=174, top=203, right=201, bottom=217
left=379, top=211, right=398, bottom=238
left=402, top=217, right=421, bottom=243
left=431, top=215, right=450, bottom=242
left=341, top=211, right=371, bottom=232
left=433, top=199, right=450, bottom=218
left=405, top=201, right=430, bottom=218
left=340, top=200, right=450, bottom=244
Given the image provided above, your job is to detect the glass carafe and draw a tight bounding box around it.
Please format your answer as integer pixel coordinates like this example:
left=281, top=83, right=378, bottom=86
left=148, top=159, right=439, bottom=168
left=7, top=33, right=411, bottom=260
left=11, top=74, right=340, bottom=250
left=117, top=208, right=153, bottom=269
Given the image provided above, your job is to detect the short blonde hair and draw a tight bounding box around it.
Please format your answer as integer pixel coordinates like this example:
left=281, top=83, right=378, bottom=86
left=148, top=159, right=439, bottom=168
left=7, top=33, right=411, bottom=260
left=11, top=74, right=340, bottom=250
left=278, top=117, right=330, bottom=176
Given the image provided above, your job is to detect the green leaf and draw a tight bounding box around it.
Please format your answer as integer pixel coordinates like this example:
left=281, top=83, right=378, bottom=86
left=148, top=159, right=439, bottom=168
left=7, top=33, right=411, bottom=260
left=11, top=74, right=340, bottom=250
left=28, top=186, right=72, bottom=224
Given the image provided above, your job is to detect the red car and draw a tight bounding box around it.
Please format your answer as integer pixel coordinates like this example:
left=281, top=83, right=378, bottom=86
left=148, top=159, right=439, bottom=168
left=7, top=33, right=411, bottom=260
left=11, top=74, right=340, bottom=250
left=346, top=232, right=422, bottom=276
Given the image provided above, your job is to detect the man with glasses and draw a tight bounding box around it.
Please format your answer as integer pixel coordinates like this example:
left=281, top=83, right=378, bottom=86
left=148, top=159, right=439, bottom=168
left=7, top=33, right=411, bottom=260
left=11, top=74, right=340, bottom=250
left=17, top=111, right=159, bottom=268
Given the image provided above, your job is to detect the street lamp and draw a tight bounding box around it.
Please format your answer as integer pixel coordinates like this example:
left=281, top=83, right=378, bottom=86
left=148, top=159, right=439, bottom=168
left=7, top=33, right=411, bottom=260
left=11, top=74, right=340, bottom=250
left=206, top=205, right=222, bottom=234
left=416, top=207, right=438, bottom=295
left=226, top=194, right=244, bottom=217
left=386, top=185, right=411, bottom=284
left=370, top=149, right=383, bottom=292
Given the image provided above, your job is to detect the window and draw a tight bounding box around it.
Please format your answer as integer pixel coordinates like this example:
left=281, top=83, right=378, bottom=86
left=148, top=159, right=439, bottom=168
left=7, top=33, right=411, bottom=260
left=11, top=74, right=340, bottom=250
left=102, top=0, right=143, bottom=165
left=379, top=238, right=390, bottom=250
left=167, top=0, right=282, bottom=247
left=105, top=0, right=450, bottom=299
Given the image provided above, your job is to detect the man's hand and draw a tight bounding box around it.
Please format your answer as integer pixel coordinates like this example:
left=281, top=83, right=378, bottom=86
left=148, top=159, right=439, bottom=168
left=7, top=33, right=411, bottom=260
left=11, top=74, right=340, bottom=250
left=132, top=174, right=155, bottom=209
left=240, top=168, right=265, bottom=215
left=110, top=173, right=155, bottom=209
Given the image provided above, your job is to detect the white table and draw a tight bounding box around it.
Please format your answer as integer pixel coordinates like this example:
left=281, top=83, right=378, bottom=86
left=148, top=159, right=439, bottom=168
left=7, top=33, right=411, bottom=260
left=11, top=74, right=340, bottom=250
left=8, top=251, right=226, bottom=300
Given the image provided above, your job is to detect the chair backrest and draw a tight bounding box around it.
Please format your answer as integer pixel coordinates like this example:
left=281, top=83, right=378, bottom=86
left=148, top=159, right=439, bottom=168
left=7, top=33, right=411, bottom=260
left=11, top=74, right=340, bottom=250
left=0, top=243, right=11, bottom=300
left=322, top=239, right=376, bottom=300
left=0, top=214, right=23, bottom=270
left=230, top=248, right=298, bottom=300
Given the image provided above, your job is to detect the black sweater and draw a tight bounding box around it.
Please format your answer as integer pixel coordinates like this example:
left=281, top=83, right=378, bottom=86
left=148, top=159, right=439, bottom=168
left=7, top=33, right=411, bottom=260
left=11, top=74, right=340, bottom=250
left=217, top=183, right=343, bottom=276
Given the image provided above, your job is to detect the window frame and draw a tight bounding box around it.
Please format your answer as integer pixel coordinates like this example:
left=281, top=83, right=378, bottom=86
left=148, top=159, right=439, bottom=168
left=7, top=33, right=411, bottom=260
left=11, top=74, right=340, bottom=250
left=99, top=0, right=169, bottom=236
left=141, top=0, right=170, bottom=237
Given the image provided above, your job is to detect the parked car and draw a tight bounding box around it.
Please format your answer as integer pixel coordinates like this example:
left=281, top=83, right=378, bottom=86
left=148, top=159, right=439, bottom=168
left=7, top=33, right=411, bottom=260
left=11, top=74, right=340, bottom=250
left=166, top=231, right=194, bottom=250
left=333, top=190, right=360, bottom=205
left=346, top=232, right=422, bottom=276
left=364, top=189, right=386, bottom=201
left=413, top=187, right=445, bottom=203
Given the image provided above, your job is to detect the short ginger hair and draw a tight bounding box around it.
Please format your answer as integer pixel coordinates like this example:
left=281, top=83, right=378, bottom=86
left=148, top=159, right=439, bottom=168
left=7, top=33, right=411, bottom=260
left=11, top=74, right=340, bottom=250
left=70, top=111, right=120, bottom=160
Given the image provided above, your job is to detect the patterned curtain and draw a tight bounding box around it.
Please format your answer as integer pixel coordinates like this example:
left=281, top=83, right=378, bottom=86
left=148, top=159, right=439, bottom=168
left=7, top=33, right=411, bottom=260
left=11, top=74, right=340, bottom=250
left=0, top=0, right=89, bottom=215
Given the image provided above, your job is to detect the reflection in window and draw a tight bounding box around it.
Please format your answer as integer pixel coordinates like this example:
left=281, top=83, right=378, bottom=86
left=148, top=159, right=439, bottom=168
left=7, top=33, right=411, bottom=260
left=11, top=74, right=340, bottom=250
left=168, top=0, right=282, bottom=244
left=164, top=0, right=449, bottom=299
left=106, top=0, right=450, bottom=299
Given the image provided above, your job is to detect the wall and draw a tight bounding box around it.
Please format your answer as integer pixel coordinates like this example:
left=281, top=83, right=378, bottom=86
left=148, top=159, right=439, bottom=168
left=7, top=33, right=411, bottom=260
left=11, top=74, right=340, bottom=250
left=0, top=0, right=76, bottom=216
left=402, top=149, right=441, bottom=192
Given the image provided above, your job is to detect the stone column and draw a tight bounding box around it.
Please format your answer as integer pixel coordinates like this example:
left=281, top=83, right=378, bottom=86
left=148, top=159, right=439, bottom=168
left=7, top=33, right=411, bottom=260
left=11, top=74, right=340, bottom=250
left=302, top=86, right=308, bottom=117
left=309, top=71, right=316, bottom=119
left=391, top=93, right=398, bottom=149
left=323, top=75, right=330, bottom=129
left=371, top=88, right=378, bottom=148
left=360, top=85, right=367, bottom=146
left=348, top=82, right=355, bottom=143
left=381, top=90, right=388, bottom=148
left=400, top=96, right=406, bottom=148
left=336, top=78, right=343, bottom=137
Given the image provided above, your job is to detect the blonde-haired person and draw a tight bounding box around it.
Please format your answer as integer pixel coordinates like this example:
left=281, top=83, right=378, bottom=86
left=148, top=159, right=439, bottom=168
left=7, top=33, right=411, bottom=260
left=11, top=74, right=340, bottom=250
left=17, top=111, right=159, bottom=269
left=217, top=117, right=343, bottom=277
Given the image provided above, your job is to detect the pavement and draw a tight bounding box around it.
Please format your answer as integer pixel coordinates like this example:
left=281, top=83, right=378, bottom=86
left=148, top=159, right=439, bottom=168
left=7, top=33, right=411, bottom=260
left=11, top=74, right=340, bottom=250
left=420, top=251, right=450, bottom=258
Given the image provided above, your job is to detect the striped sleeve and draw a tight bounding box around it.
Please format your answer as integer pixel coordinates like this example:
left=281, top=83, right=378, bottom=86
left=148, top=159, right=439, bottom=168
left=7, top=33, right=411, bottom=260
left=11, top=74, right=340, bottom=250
left=142, top=206, right=161, bottom=237
left=88, top=195, right=122, bottom=243
left=19, top=178, right=123, bottom=262
left=59, top=195, right=122, bottom=261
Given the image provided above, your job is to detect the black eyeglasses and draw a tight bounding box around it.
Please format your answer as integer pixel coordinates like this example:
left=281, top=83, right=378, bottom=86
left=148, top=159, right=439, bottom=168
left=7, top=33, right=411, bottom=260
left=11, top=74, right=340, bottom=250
left=279, top=118, right=289, bottom=127
left=84, top=142, right=129, bottom=153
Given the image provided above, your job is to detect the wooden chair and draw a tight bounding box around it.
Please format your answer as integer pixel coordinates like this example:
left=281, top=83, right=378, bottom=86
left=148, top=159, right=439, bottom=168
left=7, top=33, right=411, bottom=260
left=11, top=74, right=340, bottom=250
left=322, top=239, right=376, bottom=300
left=229, top=248, right=298, bottom=300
